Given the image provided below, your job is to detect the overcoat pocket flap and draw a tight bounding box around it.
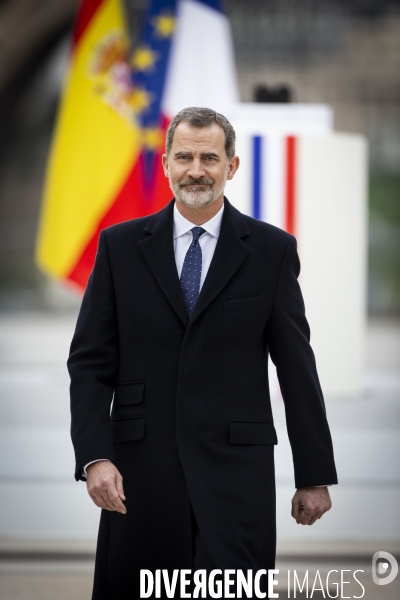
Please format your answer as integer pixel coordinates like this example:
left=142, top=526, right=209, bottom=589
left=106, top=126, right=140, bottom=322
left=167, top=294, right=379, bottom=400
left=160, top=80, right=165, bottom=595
left=114, top=381, right=145, bottom=405
left=229, top=420, right=278, bottom=445
left=223, top=295, right=262, bottom=312
left=111, top=416, right=145, bottom=442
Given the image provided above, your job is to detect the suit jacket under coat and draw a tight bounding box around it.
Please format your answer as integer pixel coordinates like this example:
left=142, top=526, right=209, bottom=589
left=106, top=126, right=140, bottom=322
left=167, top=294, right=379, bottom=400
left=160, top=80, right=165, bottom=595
left=68, top=196, right=337, bottom=597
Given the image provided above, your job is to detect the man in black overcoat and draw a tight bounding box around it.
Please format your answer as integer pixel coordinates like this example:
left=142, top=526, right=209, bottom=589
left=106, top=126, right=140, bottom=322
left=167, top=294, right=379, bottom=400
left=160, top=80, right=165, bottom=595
left=68, top=107, right=338, bottom=600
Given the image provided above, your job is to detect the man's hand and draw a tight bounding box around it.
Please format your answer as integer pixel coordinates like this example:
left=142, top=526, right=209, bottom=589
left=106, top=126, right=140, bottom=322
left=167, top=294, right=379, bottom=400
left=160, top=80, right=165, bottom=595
left=291, top=487, right=331, bottom=525
left=86, top=460, right=127, bottom=514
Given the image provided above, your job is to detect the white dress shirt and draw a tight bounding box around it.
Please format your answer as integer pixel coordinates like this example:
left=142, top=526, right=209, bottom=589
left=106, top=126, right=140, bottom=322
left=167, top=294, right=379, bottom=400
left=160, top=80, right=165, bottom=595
left=83, top=201, right=329, bottom=486
left=172, top=200, right=224, bottom=288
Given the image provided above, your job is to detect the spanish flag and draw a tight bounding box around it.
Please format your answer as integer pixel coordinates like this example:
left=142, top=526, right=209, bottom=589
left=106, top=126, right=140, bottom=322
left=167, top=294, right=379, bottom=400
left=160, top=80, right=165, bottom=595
left=36, top=0, right=238, bottom=291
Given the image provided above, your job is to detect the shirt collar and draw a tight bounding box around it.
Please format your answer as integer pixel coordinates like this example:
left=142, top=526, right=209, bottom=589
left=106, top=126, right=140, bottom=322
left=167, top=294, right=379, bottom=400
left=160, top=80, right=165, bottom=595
left=173, top=201, right=224, bottom=240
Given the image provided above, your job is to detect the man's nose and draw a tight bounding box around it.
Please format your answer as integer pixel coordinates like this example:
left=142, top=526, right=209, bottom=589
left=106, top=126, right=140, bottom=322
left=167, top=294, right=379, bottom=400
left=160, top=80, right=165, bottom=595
left=187, top=159, right=206, bottom=179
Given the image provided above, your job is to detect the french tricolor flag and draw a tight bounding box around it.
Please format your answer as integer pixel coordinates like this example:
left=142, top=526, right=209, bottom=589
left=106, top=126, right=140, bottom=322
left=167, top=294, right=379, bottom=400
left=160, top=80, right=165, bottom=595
left=249, top=134, right=297, bottom=235
left=163, top=0, right=239, bottom=116
left=224, top=103, right=334, bottom=239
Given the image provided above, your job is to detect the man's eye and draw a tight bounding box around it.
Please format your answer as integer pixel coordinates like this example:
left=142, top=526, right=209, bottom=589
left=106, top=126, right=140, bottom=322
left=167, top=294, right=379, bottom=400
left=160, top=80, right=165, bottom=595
left=205, top=156, right=216, bottom=161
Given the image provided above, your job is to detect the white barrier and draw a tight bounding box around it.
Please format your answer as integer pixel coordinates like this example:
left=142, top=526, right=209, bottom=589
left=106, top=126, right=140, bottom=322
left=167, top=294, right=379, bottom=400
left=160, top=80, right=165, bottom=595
left=225, top=104, right=368, bottom=399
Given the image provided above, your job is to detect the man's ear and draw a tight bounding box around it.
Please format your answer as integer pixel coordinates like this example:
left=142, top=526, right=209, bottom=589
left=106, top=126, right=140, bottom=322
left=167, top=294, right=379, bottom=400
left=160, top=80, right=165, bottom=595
left=162, top=154, right=169, bottom=178
left=227, top=156, right=240, bottom=181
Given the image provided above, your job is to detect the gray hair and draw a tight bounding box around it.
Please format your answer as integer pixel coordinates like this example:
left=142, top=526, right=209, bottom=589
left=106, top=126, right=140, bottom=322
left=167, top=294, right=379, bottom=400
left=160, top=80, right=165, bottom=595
left=165, top=107, right=236, bottom=159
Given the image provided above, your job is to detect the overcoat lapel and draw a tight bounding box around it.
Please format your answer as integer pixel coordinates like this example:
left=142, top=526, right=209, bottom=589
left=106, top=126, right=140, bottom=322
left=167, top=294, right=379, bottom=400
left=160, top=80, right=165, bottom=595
left=139, top=199, right=189, bottom=328
left=138, top=197, right=250, bottom=328
left=190, top=197, right=250, bottom=324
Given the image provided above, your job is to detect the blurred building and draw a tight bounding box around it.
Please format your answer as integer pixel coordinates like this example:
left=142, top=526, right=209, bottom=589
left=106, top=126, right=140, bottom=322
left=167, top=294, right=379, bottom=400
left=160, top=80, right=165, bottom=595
left=0, top=0, right=399, bottom=312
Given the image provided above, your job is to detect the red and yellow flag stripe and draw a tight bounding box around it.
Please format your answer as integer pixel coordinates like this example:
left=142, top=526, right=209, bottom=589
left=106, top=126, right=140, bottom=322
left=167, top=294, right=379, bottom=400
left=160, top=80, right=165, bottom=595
left=36, top=0, right=142, bottom=289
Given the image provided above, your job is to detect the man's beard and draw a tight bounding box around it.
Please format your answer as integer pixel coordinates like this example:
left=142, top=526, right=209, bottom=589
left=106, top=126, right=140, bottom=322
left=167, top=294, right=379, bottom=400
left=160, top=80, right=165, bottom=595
left=170, top=174, right=227, bottom=209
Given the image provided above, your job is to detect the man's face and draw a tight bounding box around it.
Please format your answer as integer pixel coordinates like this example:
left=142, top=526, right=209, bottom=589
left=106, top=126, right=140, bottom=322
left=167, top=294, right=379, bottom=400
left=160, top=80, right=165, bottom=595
left=162, top=122, right=239, bottom=209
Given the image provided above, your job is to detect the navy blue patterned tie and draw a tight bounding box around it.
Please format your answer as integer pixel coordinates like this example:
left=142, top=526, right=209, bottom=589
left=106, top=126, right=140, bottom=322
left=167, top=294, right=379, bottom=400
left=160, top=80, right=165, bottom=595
left=180, top=226, right=206, bottom=317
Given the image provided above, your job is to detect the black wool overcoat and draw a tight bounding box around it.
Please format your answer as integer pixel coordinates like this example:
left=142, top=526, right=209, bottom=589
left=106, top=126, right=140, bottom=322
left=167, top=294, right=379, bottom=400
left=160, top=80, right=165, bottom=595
left=68, top=197, right=338, bottom=600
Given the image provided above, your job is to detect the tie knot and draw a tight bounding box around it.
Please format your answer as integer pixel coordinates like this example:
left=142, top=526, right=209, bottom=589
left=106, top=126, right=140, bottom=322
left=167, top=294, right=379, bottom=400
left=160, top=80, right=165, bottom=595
left=191, top=226, right=206, bottom=244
